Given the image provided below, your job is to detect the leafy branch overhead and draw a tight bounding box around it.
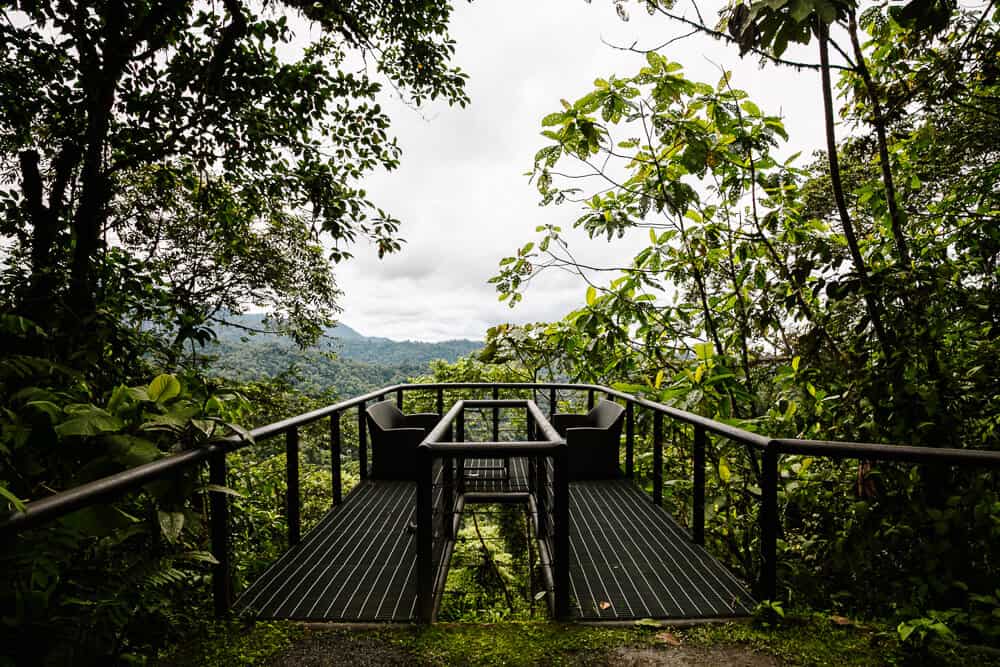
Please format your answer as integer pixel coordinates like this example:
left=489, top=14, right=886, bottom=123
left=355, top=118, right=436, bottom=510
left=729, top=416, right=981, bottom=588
left=1, top=0, right=469, bottom=360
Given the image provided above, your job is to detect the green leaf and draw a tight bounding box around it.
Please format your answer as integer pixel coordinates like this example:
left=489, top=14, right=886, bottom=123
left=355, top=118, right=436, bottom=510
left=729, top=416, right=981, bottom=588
left=26, top=400, right=63, bottom=421
left=148, top=374, right=181, bottom=403
left=179, top=550, right=220, bottom=565
left=56, top=408, right=124, bottom=437
left=105, top=435, right=162, bottom=467
left=740, top=100, right=762, bottom=117
left=719, top=458, right=732, bottom=483
left=199, top=484, right=245, bottom=498
left=586, top=285, right=597, bottom=305
left=541, top=112, right=565, bottom=127
left=0, top=484, right=25, bottom=512
left=694, top=342, right=714, bottom=360
left=158, top=510, right=185, bottom=543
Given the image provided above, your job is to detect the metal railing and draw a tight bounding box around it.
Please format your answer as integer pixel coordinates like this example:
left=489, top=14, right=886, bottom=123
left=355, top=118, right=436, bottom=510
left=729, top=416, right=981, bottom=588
left=3, top=382, right=1000, bottom=619
left=415, top=399, right=569, bottom=621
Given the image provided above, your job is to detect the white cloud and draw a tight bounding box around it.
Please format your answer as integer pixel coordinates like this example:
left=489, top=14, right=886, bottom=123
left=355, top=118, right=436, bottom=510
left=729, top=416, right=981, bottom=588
left=332, top=0, right=835, bottom=341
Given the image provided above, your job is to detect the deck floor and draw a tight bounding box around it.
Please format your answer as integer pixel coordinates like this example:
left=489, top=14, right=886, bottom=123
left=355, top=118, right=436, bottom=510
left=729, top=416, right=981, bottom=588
left=235, top=481, right=420, bottom=621
left=567, top=480, right=755, bottom=620
left=235, top=465, right=754, bottom=622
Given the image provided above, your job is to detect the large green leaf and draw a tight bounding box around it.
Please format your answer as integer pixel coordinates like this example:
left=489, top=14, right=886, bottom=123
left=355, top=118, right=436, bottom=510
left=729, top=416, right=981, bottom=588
left=148, top=374, right=181, bottom=403
left=55, top=408, right=124, bottom=437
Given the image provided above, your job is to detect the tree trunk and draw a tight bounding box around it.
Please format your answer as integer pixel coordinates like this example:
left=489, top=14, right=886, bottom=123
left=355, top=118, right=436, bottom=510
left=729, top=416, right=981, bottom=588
left=817, top=21, right=892, bottom=357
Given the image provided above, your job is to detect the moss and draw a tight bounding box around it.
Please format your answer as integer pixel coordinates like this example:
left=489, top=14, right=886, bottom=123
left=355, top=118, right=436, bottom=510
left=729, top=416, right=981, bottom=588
left=680, top=613, right=1000, bottom=667
left=390, top=622, right=650, bottom=666
left=159, top=614, right=1000, bottom=666
left=154, top=619, right=303, bottom=666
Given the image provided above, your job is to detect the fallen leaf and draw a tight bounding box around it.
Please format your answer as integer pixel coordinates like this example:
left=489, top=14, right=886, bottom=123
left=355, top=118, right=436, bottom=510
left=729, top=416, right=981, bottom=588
left=598, top=601, right=611, bottom=610
left=654, top=631, right=681, bottom=646
left=831, top=615, right=852, bottom=626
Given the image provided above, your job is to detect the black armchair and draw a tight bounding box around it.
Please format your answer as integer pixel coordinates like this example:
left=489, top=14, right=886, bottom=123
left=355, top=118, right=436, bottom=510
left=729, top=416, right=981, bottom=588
left=365, top=400, right=442, bottom=480
left=552, top=399, right=626, bottom=480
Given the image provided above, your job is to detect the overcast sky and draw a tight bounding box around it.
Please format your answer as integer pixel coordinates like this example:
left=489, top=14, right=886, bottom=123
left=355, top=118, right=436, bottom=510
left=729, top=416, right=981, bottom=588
left=334, top=0, right=832, bottom=342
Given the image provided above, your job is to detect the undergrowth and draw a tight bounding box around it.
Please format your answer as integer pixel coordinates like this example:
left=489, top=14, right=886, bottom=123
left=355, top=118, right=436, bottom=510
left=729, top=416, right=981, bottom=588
left=156, top=610, right=1000, bottom=666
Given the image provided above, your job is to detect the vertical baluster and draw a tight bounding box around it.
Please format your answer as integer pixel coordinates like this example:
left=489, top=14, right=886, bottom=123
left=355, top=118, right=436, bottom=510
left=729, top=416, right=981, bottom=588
left=760, top=444, right=779, bottom=600
left=443, top=455, right=454, bottom=540
left=492, top=386, right=499, bottom=441
left=693, top=425, right=706, bottom=545
left=416, top=445, right=433, bottom=622
left=209, top=449, right=231, bottom=617
left=436, top=387, right=444, bottom=416
left=587, top=388, right=595, bottom=410
left=553, top=444, right=570, bottom=619
left=358, top=401, right=368, bottom=479
left=330, top=412, right=342, bottom=504
left=396, top=388, right=404, bottom=410
left=653, top=412, right=663, bottom=506
left=625, top=401, right=634, bottom=478
left=548, top=387, right=556, bottom=423
left=286, top=428, right=300, bottom=546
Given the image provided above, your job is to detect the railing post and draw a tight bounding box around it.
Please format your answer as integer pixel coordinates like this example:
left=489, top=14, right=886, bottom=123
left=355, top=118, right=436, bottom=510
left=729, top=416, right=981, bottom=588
left=209, top=449, right=231, bottom=617
left=693, top=425, right=706, bottom=545
left=492, top=386, right=500, bottom=441
left=456, top=407, right=464, bottom=443
left=358, top=401, right=368, bottom=480
left=286, top=428, right=301, bottom=547
left=416, top=444, right=434, bottom=622
left=549, top=387, right=556, bottom=422
left=436, top=387, right=444, bottom=416
left=553, top=444, right=570, bottom=619
left=625, top=401, right=634, bottom=478
left=330, top=412, right=342, bottom=505
left=396, top=388, right=404, bottom=410
left=536, top=453, right=548, bottom=536
left=443, top=455, right=454, bottom=540
left=653, top=412, right=663, bottom=506
left=587, top=388, right=595, bottom=410
left=759, top=443, right=778, bottom=600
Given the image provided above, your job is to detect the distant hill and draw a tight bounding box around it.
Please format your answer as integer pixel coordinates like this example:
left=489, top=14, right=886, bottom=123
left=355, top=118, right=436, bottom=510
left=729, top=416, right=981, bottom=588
left=206, top=313, right=480, bottom=396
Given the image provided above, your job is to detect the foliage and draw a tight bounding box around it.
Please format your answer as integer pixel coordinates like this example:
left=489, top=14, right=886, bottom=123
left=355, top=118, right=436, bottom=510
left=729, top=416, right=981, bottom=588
left=0, top=1, right=469, bottom=661
left=153, top=619, right=304, bottom=667
left=490, top=0, right=1000, bottom=646
left=0, top=359, right=251, bottom=664
left=0, top=0, right=468, bottom=372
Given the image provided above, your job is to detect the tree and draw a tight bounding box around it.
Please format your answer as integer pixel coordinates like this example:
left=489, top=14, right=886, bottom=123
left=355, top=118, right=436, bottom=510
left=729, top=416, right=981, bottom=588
left=490, top=0, right=1000, bottom=634
left=0, top=0, right=468, bottom=376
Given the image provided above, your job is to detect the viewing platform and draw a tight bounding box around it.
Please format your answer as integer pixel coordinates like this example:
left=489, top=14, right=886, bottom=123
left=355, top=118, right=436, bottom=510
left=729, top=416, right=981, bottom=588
left=234, top=397, right=754, bottom=622
left=5, top=382, right=998, bottom=627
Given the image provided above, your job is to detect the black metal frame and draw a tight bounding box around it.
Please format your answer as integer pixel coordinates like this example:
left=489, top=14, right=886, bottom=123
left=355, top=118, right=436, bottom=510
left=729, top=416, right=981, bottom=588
left=3, top=382, right=1000, bottom=618
left=415, top=399, right=569, bottom=622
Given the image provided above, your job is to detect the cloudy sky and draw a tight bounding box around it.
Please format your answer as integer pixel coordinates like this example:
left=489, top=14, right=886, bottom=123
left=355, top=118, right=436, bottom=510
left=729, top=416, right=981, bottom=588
left=334, top=0, right=833, bottom=342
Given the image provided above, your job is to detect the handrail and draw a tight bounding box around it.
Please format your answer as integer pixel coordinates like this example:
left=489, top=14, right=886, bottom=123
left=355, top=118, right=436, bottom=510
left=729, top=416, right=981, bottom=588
left=4, top=381, right=1000, bottom=617
left=414, top=398, right=569, bottom=621
left=5, top=381, right=1000, bottom=536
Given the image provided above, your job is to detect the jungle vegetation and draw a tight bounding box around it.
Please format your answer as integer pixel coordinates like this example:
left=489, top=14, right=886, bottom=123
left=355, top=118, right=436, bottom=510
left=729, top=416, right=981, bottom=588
left=0, top=0, right=998, bottom=664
